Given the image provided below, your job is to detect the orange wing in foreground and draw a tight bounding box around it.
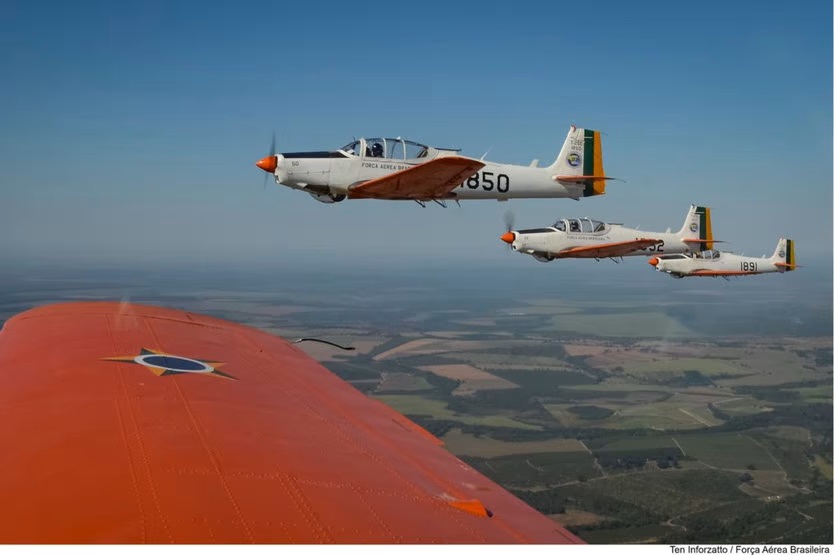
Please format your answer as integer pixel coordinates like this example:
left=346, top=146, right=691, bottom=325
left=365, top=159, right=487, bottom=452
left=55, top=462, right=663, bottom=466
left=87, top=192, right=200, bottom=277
left=348, top=157, right=485, bottom=200
left=0, top=302, right=581, bottom=544
left=557, top=238, right=662, bottom=259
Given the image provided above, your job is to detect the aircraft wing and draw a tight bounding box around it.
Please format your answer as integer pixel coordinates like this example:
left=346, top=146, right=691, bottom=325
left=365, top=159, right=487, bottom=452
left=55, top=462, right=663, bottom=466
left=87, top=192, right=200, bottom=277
left=348, top=157, right=485, bottom=200
left=688, top=269, right=760, bottom=276
left=0, top=302, right=581, bottom=544
left=556, top=238, right=662, bottom=259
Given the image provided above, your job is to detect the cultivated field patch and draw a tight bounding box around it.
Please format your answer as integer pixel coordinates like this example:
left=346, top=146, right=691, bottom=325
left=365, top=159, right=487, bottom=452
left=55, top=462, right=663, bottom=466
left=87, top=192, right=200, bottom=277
left=742, top=470, right=803, bottom=498
left=418, top=364, right=518, bottom=395
left=372, top=339, right=439, bottom=360
left=562, top=343, right=613, bottom=357
left=711, top=349, right=824, bottom=386
left=373, top=394, right=541, bottom=430
left=593, top=437, right=682, bottom=453
left=710, top=396, right=772, bottom=416
left=787, top=384, right=833, bottom=402
left=548, top=509, right=605, bottom=527
left=375, top=372, right=433, bottom=392
left=441, top=429, right=587, bottom=457
left=620, top=357, right=743, bottom=378
left=814, top=455, right=833, bottom=480
left=566, top=469, right=748, bottom=518
left=599, top=399, right=723, bottom=430
left=465, top=451, right=601, bottom=487
left=674, top=433, right=780, bottom=470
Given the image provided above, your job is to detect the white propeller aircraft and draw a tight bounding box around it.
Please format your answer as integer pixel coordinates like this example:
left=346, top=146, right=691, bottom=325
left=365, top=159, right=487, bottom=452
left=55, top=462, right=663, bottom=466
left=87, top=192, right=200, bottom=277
left=649, top=238, right=798, bottom=278
left=254, top=126, right=613, bottom=205
left=500, top=205, right=715, bottom=262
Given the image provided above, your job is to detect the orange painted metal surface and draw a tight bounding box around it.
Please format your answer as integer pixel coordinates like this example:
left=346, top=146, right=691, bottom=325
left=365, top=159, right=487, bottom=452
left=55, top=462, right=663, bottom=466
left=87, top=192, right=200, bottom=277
left=558, top=238, right=662, bottom=258
left=0, top=302, right=582, bottom=544
left=348, top=157, right=484, bottom=200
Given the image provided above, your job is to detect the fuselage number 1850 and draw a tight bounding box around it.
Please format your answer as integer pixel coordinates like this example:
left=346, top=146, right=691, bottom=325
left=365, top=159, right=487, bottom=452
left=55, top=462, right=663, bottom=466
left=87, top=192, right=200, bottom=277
left=460, top=171, right=510, bottom=192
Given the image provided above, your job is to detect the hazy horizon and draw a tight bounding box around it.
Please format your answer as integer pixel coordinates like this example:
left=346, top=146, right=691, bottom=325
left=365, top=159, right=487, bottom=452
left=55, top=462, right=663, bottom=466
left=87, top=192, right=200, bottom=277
left=2, top=255, right=830, bottom=340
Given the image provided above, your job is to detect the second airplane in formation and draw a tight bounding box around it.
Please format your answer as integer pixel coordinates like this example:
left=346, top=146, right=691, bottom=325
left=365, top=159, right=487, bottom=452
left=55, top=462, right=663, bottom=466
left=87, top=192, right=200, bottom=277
left=255, top=126, right=612, bottom=204
left=500, top=205, right=715, bottom=262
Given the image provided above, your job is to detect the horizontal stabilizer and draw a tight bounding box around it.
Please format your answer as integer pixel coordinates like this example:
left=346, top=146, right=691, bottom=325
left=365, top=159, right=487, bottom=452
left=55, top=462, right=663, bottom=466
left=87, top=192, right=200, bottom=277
left=554, top=175, right=613, bottom=183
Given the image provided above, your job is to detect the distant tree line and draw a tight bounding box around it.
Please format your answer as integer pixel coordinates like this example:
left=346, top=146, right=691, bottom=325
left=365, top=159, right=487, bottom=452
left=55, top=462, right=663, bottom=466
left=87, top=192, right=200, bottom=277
left=794, top=347, right=833, bottom=367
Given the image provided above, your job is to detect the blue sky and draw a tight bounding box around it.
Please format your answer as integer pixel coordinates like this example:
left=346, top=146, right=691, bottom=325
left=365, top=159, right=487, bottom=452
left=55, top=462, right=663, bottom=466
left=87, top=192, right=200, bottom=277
left=1, top=0, right=831, bottom=268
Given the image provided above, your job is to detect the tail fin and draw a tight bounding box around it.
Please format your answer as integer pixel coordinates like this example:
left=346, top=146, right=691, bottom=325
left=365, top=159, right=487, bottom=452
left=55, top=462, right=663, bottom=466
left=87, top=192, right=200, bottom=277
left=772, top=238, right=798, bottom=271
left=678, top=205, right=715, bottom=252
left=550, top=125, right=610, bottom=197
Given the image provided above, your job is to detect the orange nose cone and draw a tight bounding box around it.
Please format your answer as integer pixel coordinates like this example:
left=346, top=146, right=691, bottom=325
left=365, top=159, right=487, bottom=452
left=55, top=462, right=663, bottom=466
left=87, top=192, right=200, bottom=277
left=648, top=257, right=659, bottom=266
left=256, top=155, right=278, bottom=173
left=500, top=232, right=515, bottom=244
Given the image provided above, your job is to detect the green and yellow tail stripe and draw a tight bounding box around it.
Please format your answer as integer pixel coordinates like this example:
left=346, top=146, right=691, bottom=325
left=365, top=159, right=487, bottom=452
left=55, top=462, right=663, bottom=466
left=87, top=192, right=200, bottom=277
left=582, top=129, right=606, bottom=197
left=786, top=239, right=796, bottom=270
left=694, top=206, right=714, bottom=251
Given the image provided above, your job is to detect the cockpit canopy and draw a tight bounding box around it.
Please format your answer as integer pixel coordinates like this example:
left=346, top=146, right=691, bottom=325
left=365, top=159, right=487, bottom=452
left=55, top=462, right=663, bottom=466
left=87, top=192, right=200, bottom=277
left=552, top=218, right=607, bottom=233
left=692, top=249, right=721, bottom=259
left=339, top=138, right=457, bottom=160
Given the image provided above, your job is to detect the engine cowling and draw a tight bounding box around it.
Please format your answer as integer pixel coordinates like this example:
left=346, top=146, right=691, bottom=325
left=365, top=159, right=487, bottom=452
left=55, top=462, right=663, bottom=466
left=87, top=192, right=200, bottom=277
left=308, top=192, right=346, bottom=204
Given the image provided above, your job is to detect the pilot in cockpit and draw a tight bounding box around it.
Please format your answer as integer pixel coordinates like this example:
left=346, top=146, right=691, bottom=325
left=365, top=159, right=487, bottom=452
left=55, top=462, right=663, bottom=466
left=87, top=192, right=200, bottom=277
left=554, top=221, right=566, bottom=232
left=371, top=142, right=384, bottom=158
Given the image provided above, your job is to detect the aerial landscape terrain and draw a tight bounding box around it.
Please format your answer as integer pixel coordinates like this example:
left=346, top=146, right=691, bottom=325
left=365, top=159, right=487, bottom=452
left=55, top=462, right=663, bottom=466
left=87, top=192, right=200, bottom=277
left=2, top=258, right=830, bottom=544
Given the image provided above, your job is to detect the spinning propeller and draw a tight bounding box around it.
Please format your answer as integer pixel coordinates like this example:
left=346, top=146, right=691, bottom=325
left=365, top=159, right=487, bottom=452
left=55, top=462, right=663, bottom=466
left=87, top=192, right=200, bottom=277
left=255, top=132, right=278, bottom=189
left=501, top=210, right=516, bottom=250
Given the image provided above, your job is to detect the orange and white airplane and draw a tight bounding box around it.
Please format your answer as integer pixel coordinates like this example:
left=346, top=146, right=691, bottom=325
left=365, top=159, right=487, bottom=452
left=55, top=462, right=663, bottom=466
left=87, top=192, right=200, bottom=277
left=254, top=126, right=611, bottom=205
left=648, top=238, right=798, bottom=279
left=0, top=302, right=581, bottom=544
left=500, top=205, right=715, bottom=262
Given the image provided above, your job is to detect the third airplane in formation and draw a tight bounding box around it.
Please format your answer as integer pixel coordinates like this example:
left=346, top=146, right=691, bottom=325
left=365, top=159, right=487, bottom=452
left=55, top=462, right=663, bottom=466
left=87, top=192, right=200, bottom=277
left=255, top=126, right=613, bottom=205
left=500, top=205, right=715, bottom=262
left=648, top=238, right=798, bottom=278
